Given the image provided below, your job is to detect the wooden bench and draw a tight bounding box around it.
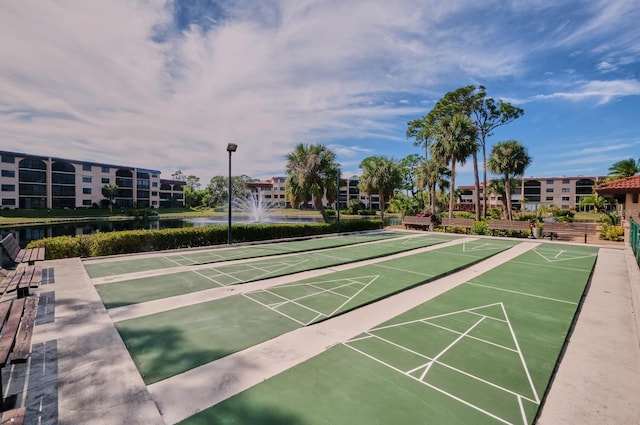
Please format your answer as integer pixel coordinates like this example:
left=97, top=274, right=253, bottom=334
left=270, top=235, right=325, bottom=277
left=1, top=407, right=26, bottom=424
left=542, top=222, right=598, bottom=244
left=1, top=234, right=45, bottom=268
left=440, top=218, right=475, bottom=234
left=0, top=263, right=42, bottom=299
left=0, top=295, right=39, bottom=415
left=402, top=215, right=432, bottom=231
left=488, top=220, right=532, bottom=237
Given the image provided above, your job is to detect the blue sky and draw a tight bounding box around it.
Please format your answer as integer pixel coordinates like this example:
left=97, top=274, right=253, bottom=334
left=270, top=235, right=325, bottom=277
left=1, top=0, right=639, bottom=187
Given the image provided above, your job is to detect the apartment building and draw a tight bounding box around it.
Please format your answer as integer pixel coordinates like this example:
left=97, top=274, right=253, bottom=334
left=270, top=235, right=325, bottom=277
left=0, top=150, right=182, bottom=209
left=459, top=176, right=605, bottom=211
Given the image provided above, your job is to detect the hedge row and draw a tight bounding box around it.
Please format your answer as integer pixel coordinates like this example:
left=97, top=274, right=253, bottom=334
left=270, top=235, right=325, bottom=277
left=25, top=219, right=384, bottom=260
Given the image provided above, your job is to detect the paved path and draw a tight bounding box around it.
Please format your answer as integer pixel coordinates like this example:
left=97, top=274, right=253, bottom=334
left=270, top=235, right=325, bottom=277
left=20, top=236, right=640, bottom=425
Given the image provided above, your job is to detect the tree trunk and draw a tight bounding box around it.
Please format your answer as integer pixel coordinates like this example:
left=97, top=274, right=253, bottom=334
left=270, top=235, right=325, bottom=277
left=472, top=151, right=481, bottom=221
left=379, top=190, right=385, bottom=221
left=505, top=174, right=512, bottom=221
left=449, top=158, right=456, bottom=219
left=482, top=141, right=487, bottom=219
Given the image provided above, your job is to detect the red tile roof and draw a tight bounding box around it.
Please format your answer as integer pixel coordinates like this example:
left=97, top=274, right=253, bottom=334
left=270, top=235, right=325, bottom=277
left=596, top=175, right=640, bottom=194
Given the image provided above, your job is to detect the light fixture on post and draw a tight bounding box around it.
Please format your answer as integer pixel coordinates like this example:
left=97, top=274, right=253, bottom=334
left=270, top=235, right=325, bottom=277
left=227, top=143, right=238, bottom=245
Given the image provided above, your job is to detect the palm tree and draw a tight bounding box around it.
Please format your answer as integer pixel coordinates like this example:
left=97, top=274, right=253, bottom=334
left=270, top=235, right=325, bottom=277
left=487, top=178, right=521, bottom=217
left=430, top=113, right=478, bottom=218
left=358, top=156, right=403, bottom=221
left=285, top=143, right=338, bottom=223
left=608, top=158, right=640, bottom=179
left=101, top=183, right=119, bottom=212
left=487, top=140, right=531, bottom=221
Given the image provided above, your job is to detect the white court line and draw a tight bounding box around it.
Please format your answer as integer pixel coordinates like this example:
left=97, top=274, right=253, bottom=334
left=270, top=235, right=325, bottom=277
left=342, top=343, right=515, bottom=425
left=419, top=316, right=485, bottom=380
left=420, top=320, right=517, bottom=353
left=509, top=260, right=593, bottom=273
left=241, top=293, right=319, bottom=326
left=501, top=303, right=540, bottom=404
left=327, top=275, right=380, bottom=317
left=518, top=396, right=528, bottom=425
left=192, top=269, right=241, bottom=287
left=466, top=282, right=578, bottom=305
left=371, top=263, right=435, bottom=277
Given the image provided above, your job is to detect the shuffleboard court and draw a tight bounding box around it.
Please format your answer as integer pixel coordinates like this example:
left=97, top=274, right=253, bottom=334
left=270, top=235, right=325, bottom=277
left=180, top=243, right=597, bottom=425
left=84, top=231, right=403, bottom=278
left=116, top=238, right=514, bottom=384
left=97, top=233, right=460, bottom=309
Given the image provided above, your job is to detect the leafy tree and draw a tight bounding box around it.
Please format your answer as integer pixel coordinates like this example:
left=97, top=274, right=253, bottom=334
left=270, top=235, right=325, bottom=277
left=487, top=140, right=531, bottom=220
left=418, top=158, right=450, bottom=214
left=205, top=175, right=250, bottom=207
left=430, top=113, right=478, bottom=218
left=399, top=154, right=423, bottom=200
left=487, top=178, right=521, bottom=216
left=608, top=158, right=640, bottom=179
left=408, top=86, right=524, bottom=220
left=388, top=193, right=419, bottom=217
left=101, top=184, right=119, bottom=212
left=285, top=143, right=338, bottom=223
left=171, top=170, right=187, bottom=181
left=358, top=156, right=403, bottom=221
left=472, top=90, right=524, bottom=218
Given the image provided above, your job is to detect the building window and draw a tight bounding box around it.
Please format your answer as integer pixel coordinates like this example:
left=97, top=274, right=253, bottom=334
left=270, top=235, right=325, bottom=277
left=562, top=188, right=570, bottom=193
left=546, top=196, right=554, bottom=201
left=633, top=193, right=639, bottom=204
left=562, top=204, right=569, bottom=209
left=2, top=198, right=16, bottom=206
left=562, top=179, right=570, bottom=184
left=82, top=199, right=92, bottom=206
left=152, top=182, right=158, bottom=187
left=562, top=196, right=570, bottom=201
left=83, top=164, right=92, bottom=171
left=101, top=178, right=110, bottom=184
left=1, top=170, right=15, bottom=178
left=151, top=191, right=158, bottom=196
left=1, top=156, right=15, bottom=164
left=546, top=180, right=554, bottom=184
left=1, top=184, right=15, bottom=191
left=102, top=167, right=110, bottom=173
left=82, top=176, right=92, bottom=183
left=83, top=187, right=92, bottom=194
left=546, top=188, right=553, bottom=193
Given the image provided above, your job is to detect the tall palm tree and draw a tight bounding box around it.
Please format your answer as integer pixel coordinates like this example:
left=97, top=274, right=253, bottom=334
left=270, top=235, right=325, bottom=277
left=487, top=140, right=531, bottom=221
left=358, top=156, right=403, bottom=221
left=608, top=158, right=640, bottom=179
left=430, top=113, right=478, bottom=218
left=285, top=143, right=338, bottom=223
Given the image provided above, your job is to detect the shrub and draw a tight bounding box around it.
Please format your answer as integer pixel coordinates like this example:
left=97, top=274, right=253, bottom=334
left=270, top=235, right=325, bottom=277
left=453, top=211, right=475, bottom=219
left=325, top=209, right=337, bottom=217
left=471, top=220, right=489, bottom=235
left=554, top=209, right=575, bottom=222
left=25, top=220, right=384, bottom=259
left=358, top=210, right=377, bottom=216
left=599, top=223, right=624, bottom=241
left=487, top=208, right=502, bottom=220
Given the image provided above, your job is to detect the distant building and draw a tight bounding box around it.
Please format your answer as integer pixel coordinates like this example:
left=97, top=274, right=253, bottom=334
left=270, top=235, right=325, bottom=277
left=458, top=176, right=606, bottom=212
left=0, top=150, right=183, bottom=209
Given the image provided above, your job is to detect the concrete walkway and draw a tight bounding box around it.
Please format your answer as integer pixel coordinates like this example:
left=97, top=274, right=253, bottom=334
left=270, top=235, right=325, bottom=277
left=20, top=237, right=640, bottom=425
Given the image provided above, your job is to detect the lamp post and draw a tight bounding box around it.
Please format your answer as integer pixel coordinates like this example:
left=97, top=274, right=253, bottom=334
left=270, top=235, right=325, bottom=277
left=336, top=167, right=340, bottom=233
left=227, top=143, right=238, bottom=245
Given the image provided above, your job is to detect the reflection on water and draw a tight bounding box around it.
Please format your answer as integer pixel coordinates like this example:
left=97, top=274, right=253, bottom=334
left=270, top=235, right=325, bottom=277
left=2, top=216, right=320, bottom=248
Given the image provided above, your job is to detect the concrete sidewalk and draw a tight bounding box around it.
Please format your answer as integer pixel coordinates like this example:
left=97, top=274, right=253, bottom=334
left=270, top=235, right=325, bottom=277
left=19, top=240, right=640, bottom=425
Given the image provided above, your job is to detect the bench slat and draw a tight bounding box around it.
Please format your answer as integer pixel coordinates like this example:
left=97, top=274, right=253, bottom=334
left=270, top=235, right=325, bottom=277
left=0, top=299, right=25, bottom=367
left=11, top=295, right=39, bottom=362
left=1, top=407, right=26, bottom=424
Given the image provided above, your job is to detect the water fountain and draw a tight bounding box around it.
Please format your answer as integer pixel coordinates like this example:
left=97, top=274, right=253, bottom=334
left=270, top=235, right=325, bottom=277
left=233, top=192, right=275, bottom=223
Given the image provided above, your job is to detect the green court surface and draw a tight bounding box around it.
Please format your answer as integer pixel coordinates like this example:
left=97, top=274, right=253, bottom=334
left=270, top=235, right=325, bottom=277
left=181, top=244, right=598, bottom=425
left=116, top=239, right=514, bottom=384
left=98, top=233, right=460, bottom=308
left=84, top=232, right=403, bottom=278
